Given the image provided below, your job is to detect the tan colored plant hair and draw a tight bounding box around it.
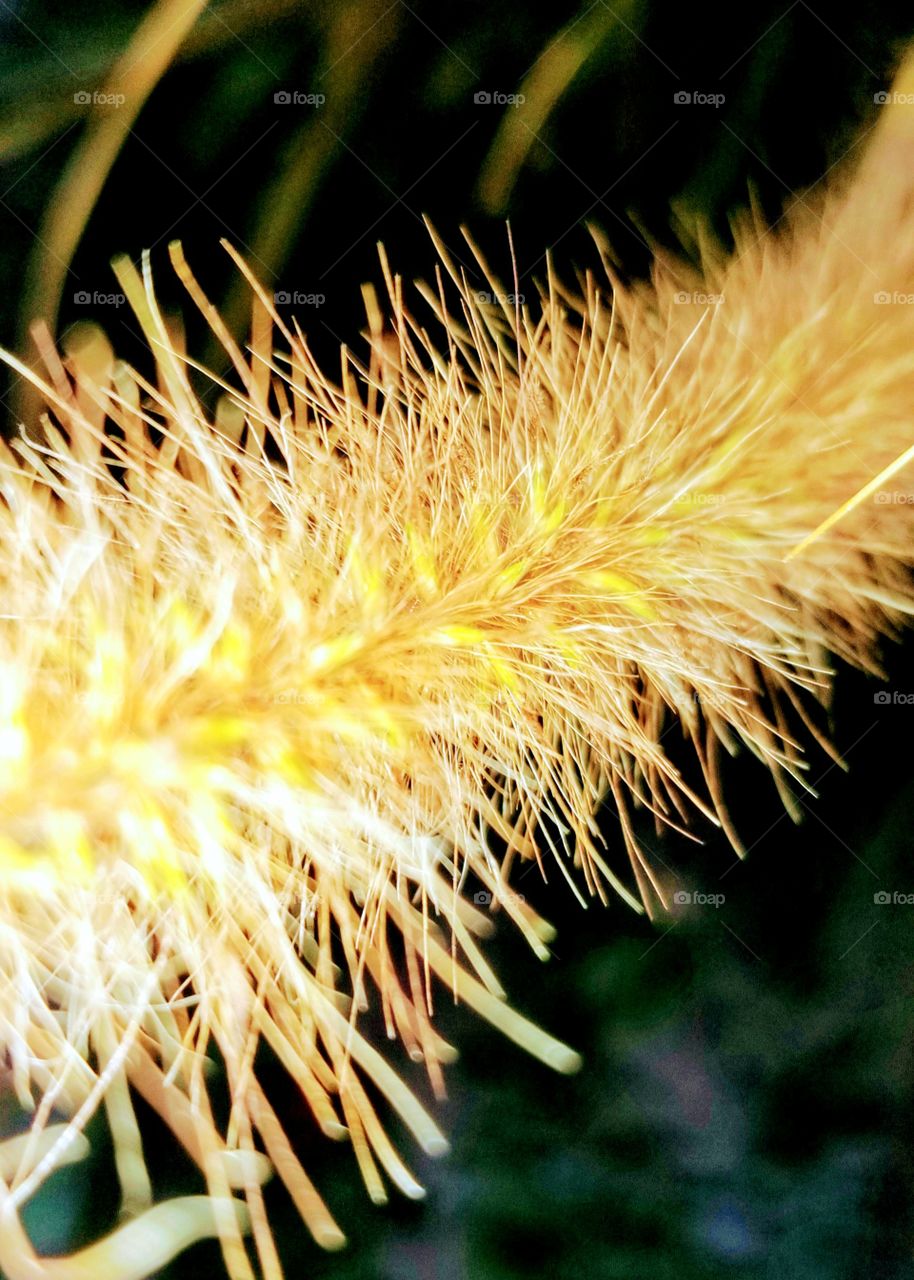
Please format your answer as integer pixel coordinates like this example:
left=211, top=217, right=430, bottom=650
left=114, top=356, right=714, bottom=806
left=1, top=51, right=914, bottom=1280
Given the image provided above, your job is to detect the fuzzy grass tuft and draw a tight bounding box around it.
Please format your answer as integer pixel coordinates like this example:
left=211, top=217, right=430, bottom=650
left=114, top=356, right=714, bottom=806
left=1, top=53, right=914, bottom=1280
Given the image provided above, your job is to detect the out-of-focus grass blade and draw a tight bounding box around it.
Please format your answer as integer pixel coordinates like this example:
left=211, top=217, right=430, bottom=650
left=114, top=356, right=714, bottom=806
left=476, top=0, right=643, bottom=215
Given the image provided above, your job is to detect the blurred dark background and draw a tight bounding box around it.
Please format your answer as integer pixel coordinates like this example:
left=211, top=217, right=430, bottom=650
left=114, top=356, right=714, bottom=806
left=2, top=2, right=914, bottom=1277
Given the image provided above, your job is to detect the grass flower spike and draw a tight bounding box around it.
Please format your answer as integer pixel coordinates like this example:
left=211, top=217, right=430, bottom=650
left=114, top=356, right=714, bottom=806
left=2, top=50, right=914, bottom=1280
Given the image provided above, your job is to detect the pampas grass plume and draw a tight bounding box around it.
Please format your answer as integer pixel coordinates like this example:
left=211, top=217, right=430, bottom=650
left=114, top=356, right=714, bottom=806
left=1, top=50, right=914, bottom=1280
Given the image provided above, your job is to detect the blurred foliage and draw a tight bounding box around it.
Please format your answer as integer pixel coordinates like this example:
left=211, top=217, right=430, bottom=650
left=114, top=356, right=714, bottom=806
left=2, top=0, right=913, bottom=379
left=2, top=1, right=914, bottom=1276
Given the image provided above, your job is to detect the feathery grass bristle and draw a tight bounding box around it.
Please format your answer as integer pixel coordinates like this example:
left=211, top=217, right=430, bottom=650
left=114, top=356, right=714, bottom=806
left=1, top=55, right=914, bottom=1280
